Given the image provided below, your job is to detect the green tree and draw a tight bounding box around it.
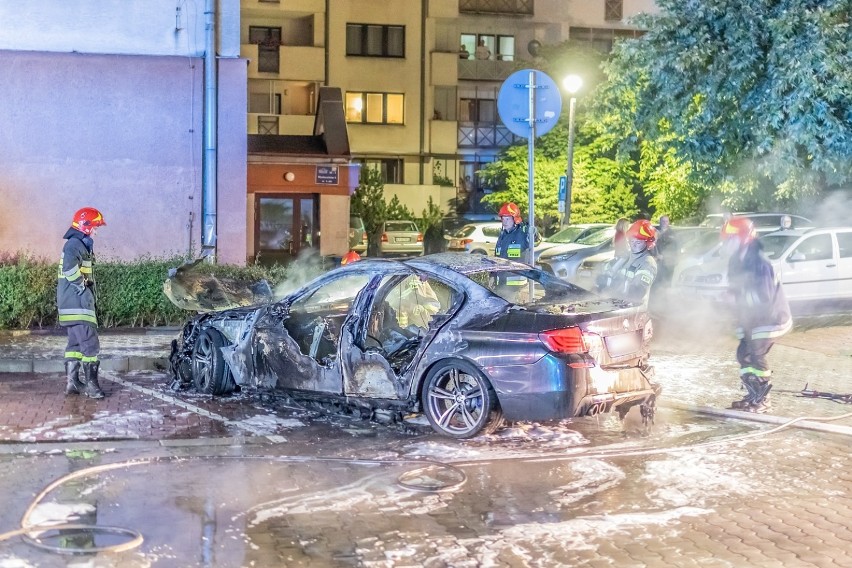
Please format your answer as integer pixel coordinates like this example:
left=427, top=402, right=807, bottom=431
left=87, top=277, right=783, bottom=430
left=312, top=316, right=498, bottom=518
left=596, top=0, right=851, bottom=213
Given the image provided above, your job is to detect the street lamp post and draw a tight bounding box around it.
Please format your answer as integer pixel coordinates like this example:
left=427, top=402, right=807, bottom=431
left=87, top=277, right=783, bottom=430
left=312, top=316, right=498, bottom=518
left=560, top=74, right=582, bottom=229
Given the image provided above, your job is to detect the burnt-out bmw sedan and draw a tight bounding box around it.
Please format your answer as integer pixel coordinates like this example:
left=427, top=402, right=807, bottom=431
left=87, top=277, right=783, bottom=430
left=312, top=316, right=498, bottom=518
left=168, top=253, right=660, bottom=438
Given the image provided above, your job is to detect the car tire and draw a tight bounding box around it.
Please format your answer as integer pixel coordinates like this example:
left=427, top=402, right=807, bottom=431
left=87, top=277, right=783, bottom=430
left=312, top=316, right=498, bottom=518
left=421, top=360, right=503, bottom=439
left=470, top=249, right=487, bottom=255
left=192, top=328, right=236, bottom=395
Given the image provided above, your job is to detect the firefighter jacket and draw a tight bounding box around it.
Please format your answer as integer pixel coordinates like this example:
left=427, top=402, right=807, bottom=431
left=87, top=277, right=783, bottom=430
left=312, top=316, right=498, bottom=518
left=598, top=250, right=657, bottom=308
left=495, top=223, right=530, bottom=261
left=727, top=240, right=792, bottom=340
left=56, top=228, right=98, bottom=328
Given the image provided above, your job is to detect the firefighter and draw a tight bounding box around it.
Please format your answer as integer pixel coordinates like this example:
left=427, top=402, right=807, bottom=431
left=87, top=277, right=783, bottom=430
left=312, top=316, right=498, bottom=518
left=721, top=217, right=792, bottom=413
left=597, top=219, right=658, bottom=308
left=494, top=202, right=530, bottom=262
left=340, top=250, right=361, bottom=265
left=57, top=207, right=107, bottom=399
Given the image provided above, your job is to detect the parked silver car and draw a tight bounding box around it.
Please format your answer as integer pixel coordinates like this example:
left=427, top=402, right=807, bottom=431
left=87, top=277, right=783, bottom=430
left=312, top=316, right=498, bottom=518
left=538, top=228, right=616, bottom=283
left=381, top=220, right=424, bottom=257
left=535, top=223, right=610, bottom=260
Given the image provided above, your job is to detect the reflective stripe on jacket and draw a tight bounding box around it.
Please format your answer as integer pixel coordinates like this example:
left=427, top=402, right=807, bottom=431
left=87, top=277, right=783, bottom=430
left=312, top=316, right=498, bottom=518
left=56, top=229, right=98, bottom=327
left=495, top=224, right=529, bottom=260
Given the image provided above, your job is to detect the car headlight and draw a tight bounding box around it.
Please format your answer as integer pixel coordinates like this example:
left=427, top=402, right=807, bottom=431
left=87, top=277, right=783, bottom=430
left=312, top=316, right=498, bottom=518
left=551, top=252, right=577, bottom=262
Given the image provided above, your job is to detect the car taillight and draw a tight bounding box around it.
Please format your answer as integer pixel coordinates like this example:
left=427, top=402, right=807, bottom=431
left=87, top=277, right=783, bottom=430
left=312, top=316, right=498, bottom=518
left=381, top=233, right=389, bottom=242
left=417, top=233, right=423, bottom=242
left=538, top=327, right=588, bottom=353
left=462, top=238, right=474, bottom=246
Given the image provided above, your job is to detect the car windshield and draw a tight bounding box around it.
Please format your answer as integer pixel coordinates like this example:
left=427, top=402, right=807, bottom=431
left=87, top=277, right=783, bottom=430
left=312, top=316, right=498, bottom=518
left=386, top=221, right=418, bottom=232
left=576, top=228, right=614, bottom=246
left=760, top=234, right=800, bottom=260
left=546, top=226, right=600, bottom=244
left=453, top=225, right=478, bottom=238
left=465, top=268, right=587, bottom=307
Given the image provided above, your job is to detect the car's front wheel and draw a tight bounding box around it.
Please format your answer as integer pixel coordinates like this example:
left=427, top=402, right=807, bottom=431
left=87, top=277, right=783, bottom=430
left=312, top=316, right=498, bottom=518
left=422, top=360, right=503, bottom=439
left=192, top=328, right=236, bottom=395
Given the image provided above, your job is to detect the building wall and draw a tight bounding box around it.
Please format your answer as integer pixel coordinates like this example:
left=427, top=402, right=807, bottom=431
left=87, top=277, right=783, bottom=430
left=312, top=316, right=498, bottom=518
left=0, top=0, right=241, bottom=57
left=0, top=0, right=247, bottom=264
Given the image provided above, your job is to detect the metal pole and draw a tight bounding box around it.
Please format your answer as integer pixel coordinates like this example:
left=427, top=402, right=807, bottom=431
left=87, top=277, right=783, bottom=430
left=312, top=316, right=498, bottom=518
left=561, top=96, right=576, bottom=229
left=201, top=0, right=218, bottom=262
left=527, top=71, right=536, bottom=267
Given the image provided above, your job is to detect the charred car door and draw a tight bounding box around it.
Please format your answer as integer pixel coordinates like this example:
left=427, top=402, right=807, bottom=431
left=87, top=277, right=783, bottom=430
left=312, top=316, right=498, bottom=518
left=250, top=271, right=375, bottom=394
left=340, top=270, right=462, bottom=399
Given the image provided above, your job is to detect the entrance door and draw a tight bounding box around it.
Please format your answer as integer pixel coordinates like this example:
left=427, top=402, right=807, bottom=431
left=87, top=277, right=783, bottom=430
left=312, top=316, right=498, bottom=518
left=255, top=194, right=317, bottom=265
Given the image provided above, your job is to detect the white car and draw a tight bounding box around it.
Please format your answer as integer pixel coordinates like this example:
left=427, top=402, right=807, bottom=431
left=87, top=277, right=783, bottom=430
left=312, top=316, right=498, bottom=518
left=446, top=222, right=503, bottom=255
left=672, top=227, right=852, bottom=312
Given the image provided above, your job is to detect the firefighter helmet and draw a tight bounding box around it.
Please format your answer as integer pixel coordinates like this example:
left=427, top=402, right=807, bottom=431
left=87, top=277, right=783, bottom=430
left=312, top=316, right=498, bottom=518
left=627, top=219, right=657, bottom=242
left=498, top=202, right=523, bottom=224
left=720, top=217, right=755, bottom=244
left=340, top=250, right=361, bottom=265
left=71, top=207, right=106, bottom=236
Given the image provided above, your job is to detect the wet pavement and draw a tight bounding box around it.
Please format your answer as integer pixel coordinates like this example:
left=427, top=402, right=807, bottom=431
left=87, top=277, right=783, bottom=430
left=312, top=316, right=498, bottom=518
left=0, top=317, right=851, bottom=566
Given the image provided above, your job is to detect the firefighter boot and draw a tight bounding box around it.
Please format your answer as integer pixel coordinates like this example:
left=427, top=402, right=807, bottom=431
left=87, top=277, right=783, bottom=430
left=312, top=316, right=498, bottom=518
left=81, top=361, right=105, bottom=399
left=64, top=361, right=85, bottom=395
left=731, top=374, right=758, bottom=409
left=747, top=376, right=773, bottom=414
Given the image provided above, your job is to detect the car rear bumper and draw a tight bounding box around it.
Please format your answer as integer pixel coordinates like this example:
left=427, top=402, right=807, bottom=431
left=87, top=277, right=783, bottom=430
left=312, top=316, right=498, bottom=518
left=489, top=356, right=659, bottom=422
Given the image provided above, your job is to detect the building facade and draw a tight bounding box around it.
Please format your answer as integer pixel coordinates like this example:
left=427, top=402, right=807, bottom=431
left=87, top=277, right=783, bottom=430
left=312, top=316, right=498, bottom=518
left=242, top=0, right=657, bottom=232
left=0, top=0, right=248, bottom=264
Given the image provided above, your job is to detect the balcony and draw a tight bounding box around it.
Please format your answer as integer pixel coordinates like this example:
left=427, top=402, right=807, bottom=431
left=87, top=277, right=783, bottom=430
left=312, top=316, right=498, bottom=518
left=459, top=0, right=533, bottom=16
left=458, top=122, right=522, bottom=148
left=458, top=59, right=516, bottom=82
left=242, top=44, right=325, bottom=82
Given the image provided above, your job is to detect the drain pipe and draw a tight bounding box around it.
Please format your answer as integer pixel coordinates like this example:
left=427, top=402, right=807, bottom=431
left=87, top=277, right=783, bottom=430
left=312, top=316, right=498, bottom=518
left=201, top=0, right=218, bottom=262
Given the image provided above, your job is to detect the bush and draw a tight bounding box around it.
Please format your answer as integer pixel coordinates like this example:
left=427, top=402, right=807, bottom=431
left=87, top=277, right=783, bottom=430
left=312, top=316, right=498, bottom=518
left=0, top=254, right=304, bottom=330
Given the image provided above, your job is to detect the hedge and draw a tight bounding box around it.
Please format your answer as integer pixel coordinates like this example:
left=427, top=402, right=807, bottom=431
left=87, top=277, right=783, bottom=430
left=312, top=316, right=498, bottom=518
left=0, top=253, right=317, bottom=330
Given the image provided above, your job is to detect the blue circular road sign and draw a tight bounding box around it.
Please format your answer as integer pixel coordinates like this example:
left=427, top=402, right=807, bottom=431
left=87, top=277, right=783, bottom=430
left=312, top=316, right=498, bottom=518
left=497, top=69, right=563, bottom=138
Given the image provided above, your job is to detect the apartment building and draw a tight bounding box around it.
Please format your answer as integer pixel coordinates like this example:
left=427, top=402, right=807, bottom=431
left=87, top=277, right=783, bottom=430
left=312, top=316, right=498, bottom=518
left=242, top=0, right=657, bottom=254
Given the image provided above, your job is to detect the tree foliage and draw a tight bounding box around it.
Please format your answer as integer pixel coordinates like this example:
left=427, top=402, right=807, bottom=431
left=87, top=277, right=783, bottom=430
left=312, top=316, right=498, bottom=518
left=596, top=0, right=851, bottom=213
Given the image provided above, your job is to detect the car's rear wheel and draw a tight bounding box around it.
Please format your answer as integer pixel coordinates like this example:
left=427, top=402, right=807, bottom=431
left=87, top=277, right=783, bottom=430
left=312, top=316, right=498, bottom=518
left=422, top=360, right=503, bottom=439
left=192, top=328, right=235, bottom=395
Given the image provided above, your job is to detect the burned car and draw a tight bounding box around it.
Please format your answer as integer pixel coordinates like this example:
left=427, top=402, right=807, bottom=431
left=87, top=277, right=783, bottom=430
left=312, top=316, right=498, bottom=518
left=169, top=253, right=659, bottom=438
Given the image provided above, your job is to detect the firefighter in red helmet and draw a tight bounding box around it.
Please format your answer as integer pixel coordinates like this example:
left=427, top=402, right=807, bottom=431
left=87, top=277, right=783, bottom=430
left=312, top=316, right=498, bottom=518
left=494, top=202, right=530, bottom=261
left=597, top=219, right=658, bottom=308
left=340, top=250, right=361, bottom=265
left=57, top=207, right=107, bottom=399
left=721, top=216, right=792, bottom=413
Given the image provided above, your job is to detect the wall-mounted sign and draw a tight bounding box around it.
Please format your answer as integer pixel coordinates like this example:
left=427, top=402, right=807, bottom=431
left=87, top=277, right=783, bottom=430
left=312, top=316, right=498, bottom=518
left=316, top=166, right=339, bottom=185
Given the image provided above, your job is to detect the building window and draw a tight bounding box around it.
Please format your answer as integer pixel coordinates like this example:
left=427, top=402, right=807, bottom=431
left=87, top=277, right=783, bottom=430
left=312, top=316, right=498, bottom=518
left=354, top=158, right=404, bottom=184
left=605, top=0, right=623, bottom=22
left=249, top=26, right=281, bottom=73
left=460, top=34, right=514, bottom=61
left=346, top=24, right=405, bottom=57
left=345, top=92, right=404, bottom=124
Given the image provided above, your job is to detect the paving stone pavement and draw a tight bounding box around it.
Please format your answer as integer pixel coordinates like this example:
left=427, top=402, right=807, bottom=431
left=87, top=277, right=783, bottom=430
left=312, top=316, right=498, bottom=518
left=1, top=322, right=852, bottom=566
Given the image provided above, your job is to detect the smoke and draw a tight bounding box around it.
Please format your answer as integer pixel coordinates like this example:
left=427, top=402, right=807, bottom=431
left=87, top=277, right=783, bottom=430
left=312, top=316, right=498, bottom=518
left=270, top=249, right=328, bottom=300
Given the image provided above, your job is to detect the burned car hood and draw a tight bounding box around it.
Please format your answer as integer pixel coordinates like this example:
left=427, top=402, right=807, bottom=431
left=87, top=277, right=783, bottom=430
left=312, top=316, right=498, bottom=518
left=163, top=258, right=274, bottom=312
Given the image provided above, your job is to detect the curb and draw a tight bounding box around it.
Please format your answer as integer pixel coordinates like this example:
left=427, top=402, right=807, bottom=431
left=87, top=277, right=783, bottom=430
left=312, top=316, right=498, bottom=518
left=0, top=357, right=169, bottom=373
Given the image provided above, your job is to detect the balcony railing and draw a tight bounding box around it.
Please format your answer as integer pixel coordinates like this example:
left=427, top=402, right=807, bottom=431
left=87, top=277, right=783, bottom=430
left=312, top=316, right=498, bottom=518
left=458, top=59, right=516, bottom=81
left=459, top=0, right=533, bottom=16
left=458, top=122, right=522, bottom=148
